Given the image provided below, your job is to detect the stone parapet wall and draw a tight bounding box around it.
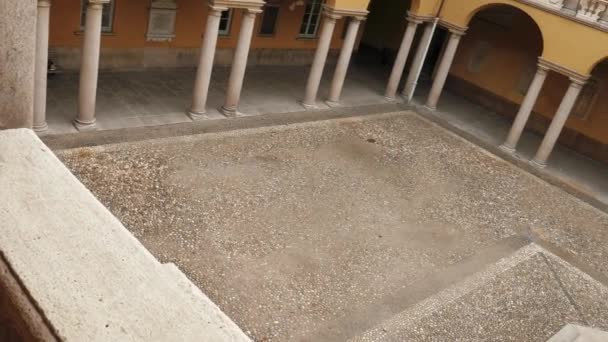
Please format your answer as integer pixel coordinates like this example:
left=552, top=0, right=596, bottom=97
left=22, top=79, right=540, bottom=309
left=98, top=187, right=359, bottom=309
left=0, top=129, right=250, bottom=341
left=50, top=47, right=340, bottom=71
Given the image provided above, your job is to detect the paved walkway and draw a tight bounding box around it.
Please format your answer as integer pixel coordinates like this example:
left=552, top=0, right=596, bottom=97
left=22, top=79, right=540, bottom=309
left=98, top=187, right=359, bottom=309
left=56, top=112, right=608, bottom=341
left=409, top=81, right=608, bottom=209
left=46, top=62, right=607, bottom=208
left=46, top=64, right=390, bottom=134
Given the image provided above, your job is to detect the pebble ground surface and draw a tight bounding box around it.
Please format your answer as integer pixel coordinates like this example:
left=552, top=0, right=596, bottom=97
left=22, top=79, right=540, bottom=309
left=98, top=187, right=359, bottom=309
left=57, top=112, right=608, bottom=341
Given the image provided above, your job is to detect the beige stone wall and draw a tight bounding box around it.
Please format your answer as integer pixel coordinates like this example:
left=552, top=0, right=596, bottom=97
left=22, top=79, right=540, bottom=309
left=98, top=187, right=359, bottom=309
left=0, top=0, right=36, bottom=129
left=51, top=47, right=339, bottom=71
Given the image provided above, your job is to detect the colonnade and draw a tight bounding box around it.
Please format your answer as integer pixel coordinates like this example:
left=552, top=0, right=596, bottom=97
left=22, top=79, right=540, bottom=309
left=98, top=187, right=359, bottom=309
left=385, top=13, right=589, bottom=167
left=32, top=1, right=588, bottom=166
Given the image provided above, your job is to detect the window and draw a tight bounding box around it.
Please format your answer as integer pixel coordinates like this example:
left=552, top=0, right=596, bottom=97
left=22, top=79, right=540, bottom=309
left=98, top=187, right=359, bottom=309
left=81, top=0, right=115, bottom=33
left=299, top=0, right=324, bottom=38
left=219, top=9, right=233, bottom=36
left=260, top=5, right=280, bottom=36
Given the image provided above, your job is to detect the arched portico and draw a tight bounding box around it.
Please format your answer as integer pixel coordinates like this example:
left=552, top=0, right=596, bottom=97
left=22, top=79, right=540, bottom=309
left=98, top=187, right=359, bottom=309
left=439, top=0, right=608, bottom=76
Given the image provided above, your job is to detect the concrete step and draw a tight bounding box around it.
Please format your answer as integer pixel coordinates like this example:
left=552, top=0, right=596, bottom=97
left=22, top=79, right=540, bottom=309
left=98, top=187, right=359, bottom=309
left=300, top=236, right=530, bottom=341
left=548, top=324, right=608, bottom=342
left=161, top=263, right=251, bottom=341
left=349, top=242, right=608, bottom=341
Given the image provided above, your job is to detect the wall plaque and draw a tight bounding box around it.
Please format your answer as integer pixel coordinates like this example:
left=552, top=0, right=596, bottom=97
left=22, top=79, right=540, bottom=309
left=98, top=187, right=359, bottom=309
left=146, top=0, right=178, bottom=42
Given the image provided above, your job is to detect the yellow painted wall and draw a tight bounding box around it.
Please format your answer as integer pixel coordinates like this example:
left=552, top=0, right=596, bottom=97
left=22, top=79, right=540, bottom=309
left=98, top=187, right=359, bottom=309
left=49, top=0, right=349, bottom=50
left=439, top=0, right=608, bottom=74
left=410, top=0, right=442, bottom=17
left=449, top=7, right=608, bottom=144
left=332, top=0, right=370, bottom=11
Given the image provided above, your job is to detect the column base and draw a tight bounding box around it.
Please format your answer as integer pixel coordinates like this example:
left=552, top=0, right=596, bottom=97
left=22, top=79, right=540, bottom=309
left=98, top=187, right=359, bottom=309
left=325, top=100, right=341, bottom=108
left=383, top=95, right=399, bottom=102
left=73, top=118, right=97, bottom=131
left=499, top=144, right=516, bottom=154
left=530, top=158, right=547, bottom=169
left=423, top=105, right=437, bottom=112
left=187, top=109, right=206, bottom=121
left=220, top=106, right=239, bottom=118
left=300, top=101, right=319, bottom=111
left=33, top=122, right=49, bottom=133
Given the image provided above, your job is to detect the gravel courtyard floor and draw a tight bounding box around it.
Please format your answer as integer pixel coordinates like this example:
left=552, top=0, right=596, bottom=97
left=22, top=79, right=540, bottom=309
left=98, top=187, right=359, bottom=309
left=57, top=111, right=608, bottom=341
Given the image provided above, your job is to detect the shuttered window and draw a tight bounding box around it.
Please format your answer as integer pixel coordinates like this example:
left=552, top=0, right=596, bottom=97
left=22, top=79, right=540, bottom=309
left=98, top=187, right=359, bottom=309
left=299, top=0, right=323, bottom=38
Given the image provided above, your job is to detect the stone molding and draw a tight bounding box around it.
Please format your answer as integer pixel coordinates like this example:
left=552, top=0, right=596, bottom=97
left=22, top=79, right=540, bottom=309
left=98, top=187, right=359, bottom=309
left=323, top=4, right=369, bottom=19
left=407, top=11, right=436, bottom=23
left=37, top=0, right=51, bottom=8
left=439, top=19, right=467, bottom=35
left=514, top=0, right=608, bottom=33
left=538, top=57, right=590, bottom=82
left=209, top=0, right=264, bottom=11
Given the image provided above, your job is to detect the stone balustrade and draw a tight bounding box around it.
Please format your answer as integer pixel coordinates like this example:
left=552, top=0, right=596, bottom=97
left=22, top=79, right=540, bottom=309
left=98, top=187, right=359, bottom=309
left=527, top=0, right=608, bottom=28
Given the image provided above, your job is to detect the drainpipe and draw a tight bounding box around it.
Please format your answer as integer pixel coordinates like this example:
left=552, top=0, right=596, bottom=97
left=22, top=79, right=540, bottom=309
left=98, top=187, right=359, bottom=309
left=402, top=0, right=445, bottom=102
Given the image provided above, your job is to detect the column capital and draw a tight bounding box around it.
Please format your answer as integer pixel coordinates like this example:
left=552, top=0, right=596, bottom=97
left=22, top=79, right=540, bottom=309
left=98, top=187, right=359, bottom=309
left=245, top=7, right=263, bottom=15
left=87, top=0, right=110, bottom=9
left=536, top=60, right=551, bottom=71
left=406, top=11, right=433, bottom=24
left=323, top=4, right=368, bottom=20
left=208, top=4, right=228, bottom=15
left=208, top=0, right=264, bottom=11
left=37, top=0, right=51, bottom=8
left=439, top=19, right=467, bottom=35
left=538, top=57, right=590, bottom=82
left=322, top=7, right=343, bottom=20
left=569, top=76, right=588, bottom=87
left=536, top=61, right=551, bottom=76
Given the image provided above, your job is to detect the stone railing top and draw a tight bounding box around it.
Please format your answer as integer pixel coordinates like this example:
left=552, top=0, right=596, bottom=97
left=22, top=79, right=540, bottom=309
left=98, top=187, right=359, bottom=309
left=524, top=0, right=608, bottom=30
left=0, top=129, right=250, bottom=341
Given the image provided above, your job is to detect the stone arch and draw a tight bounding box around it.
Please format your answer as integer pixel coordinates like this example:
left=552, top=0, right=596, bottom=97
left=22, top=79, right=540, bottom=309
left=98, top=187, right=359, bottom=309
left=439, top=0, right=608, bottom=75
left=589, top=57, right=608, bottom=74
left=466, top=3, right=545, bottom=57
left=464, top=3, right=545, bottom=54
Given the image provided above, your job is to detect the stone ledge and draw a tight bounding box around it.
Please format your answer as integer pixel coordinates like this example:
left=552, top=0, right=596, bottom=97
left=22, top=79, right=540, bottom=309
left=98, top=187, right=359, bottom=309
left=0, top=129, right=250, bottom=341
left=547, top=324, right=608, bottom=341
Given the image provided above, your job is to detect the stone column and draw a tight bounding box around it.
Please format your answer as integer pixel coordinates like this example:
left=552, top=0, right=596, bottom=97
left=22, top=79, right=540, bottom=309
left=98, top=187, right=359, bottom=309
left=302, top=10, right=340, bottom=109
left=402, top=20, right=436, bottom=102
left=500, top=63, right=549, bottom=153
left=531, top=77, right=586, bottom=167
left=0, top=0, right=36, bottom=129
left=561, top=0, right=579, bottom=15
left=220, top=8, right=261, bottom=117
left=33, top=0, right=52, bottom=132
left=326, top=16, right=364, bottom=106
left=189, top=5, right=226, bottom=119
left=385, top=16, right=420, bottom=100
left=75, top=0, right=109, bottom=130
left=425, top=29, right=464, bottom=110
